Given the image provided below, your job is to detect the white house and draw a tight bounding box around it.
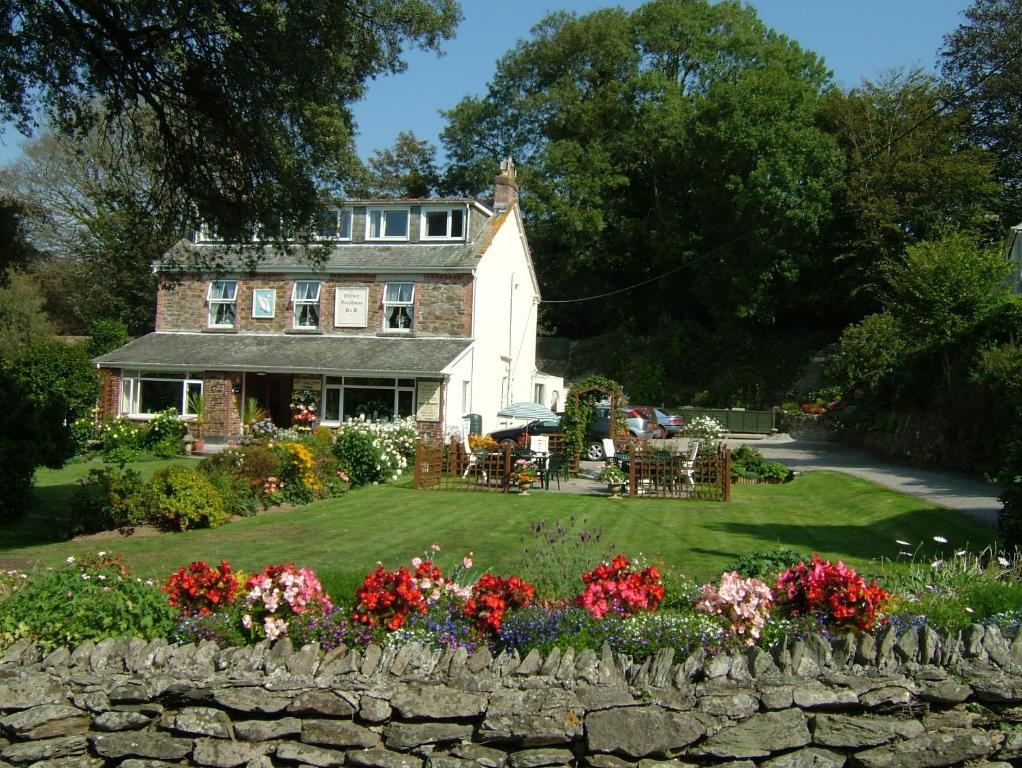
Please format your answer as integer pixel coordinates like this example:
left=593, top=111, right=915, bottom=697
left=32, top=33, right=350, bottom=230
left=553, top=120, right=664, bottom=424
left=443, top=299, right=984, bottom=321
left=93, top=160, right=563, bottom=440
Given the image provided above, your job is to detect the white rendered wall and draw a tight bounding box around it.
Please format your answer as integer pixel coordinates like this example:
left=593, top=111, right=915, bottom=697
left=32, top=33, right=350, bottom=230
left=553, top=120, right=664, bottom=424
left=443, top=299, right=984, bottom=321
left=470, top=208, right=540, bottom=434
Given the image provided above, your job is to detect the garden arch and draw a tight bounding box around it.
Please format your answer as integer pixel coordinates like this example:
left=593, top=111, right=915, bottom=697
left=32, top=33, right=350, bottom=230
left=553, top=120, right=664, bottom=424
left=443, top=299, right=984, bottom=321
left=561, top=375, right=625, bottom=467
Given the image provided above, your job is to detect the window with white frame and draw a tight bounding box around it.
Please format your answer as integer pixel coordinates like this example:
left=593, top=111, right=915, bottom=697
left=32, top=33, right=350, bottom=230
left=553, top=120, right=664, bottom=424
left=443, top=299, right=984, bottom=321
left=321, top=376, right=415, bottom=423
left=383, top=282, right=414, bottom=331
left=534, top=383, right=545, bottom=406
left=317, top=207, right=352, bottom=240
left=367, top=207, right=409, bottom=240
left=207, top=280, right=238, bottom=327
left=421, top=206, right=465, bottom=240
left=292, top=281, right=321, bottom=328
left=120, top=370, right=202, bottom=417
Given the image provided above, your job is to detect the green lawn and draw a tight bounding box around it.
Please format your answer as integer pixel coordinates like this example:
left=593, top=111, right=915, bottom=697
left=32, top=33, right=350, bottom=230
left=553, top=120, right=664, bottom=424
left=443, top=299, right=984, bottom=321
left=0, top=459, right=998, bottom=600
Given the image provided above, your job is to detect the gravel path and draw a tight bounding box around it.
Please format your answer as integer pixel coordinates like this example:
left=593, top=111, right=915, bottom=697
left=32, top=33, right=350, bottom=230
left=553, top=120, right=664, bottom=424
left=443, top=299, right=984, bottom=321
left=727, top=434, right=1001, bottom=527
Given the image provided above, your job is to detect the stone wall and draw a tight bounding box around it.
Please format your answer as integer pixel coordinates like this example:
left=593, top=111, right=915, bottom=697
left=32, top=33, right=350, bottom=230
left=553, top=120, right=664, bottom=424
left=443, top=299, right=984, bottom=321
left=3, top=624, right=1022, bottom=767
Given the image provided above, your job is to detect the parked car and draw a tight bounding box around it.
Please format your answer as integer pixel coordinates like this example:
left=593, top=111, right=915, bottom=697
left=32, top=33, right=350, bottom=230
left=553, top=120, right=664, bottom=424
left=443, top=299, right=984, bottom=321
left=586, top=406, right=652, bottom=460
left=653, top=408, right=685, bottom=438
left=488, top=416, right=562, bottom=446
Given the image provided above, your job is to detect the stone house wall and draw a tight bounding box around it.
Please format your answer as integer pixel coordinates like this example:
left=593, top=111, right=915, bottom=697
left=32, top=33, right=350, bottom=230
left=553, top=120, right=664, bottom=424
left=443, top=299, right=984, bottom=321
left=157, top=274, right=472, bottom=338
left=3, top=623, right=1022, bottom=767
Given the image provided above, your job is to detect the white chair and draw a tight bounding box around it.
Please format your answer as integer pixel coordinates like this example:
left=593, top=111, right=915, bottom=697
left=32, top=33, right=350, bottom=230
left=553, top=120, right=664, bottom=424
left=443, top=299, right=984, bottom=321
left=679, top=441, right=700, bottom=484
left=461, top=434, right=487, bottom=482
left=602, top=438, right=616, bottom=462
left=530, top=435, right=550, bottom=454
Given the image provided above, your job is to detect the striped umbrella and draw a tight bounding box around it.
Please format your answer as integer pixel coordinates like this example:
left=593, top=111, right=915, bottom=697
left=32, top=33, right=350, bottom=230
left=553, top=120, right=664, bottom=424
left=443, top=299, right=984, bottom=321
left=496, top=401, right=557, bottom=420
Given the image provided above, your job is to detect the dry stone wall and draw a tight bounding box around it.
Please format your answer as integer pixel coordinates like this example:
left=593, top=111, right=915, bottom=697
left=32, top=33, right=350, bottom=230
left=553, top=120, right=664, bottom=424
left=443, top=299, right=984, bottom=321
left=3, top=624, right=1022, bottom=767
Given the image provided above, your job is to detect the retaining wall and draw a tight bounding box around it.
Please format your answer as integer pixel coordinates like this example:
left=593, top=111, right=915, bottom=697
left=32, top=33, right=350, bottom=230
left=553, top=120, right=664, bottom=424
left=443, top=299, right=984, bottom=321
left=3, top=624, right=1022, bottom=767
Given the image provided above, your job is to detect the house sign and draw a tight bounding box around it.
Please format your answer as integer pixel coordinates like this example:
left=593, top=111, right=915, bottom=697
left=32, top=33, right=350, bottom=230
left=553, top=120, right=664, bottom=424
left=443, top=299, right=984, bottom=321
left=334, top=287, right=368, bottom=328
left=416, top=380, right=442, bottom=422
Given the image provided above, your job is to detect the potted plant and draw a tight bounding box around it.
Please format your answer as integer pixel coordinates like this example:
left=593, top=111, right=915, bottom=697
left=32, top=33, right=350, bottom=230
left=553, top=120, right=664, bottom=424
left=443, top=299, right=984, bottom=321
left=599, top=463, right=627, bottom=498
left=509, top=459, right=538, bottom=495
left=242, top=397, right=268, bottom=435
left=186, top=391, right=206, bottom=453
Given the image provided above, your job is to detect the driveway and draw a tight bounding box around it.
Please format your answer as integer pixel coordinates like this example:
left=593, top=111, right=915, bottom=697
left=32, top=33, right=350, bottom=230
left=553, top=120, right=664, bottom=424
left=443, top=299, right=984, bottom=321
left=727, top=434, right=1001, bottom=527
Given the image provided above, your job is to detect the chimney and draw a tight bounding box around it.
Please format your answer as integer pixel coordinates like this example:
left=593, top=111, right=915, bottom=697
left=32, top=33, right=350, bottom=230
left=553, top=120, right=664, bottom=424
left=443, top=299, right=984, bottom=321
left=493, top=157, right=518, bottom=210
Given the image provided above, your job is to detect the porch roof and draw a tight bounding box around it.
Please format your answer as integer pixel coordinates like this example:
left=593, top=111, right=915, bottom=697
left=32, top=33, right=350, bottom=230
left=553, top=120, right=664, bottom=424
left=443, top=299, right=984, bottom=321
left=93, top=332, right=472, bottom=377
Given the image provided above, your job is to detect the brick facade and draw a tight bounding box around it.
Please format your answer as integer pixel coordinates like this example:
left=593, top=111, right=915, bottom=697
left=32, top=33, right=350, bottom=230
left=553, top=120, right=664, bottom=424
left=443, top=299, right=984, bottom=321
left=98, top=368, right=120, bottom=418
left=157, top=274, right=473, bottom=337
left=202, top=372, right=243, bottom=440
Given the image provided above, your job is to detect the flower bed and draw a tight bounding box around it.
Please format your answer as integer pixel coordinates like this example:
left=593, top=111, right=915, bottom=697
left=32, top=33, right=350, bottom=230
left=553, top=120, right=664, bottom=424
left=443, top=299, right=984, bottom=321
left=3, top=537, right=1022, bottom=662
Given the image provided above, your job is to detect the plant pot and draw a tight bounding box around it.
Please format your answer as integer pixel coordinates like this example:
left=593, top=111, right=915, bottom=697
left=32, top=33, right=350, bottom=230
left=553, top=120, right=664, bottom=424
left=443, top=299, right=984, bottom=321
left=517, top=480, right=533, bottom=495
left=193, top=438, right=206, bottom=454
left=607, top=482, right=624, bottom=499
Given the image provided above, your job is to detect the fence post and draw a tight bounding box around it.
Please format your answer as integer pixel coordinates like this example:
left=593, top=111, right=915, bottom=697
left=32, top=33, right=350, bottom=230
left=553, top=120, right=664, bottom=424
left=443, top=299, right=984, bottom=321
left=502, top=442, right=511, bottom=494
left=413, top=440, right=423, bottom=490
left=723, top=446, right=732, bottom=502
left=628, top=441, right=636, bottom=497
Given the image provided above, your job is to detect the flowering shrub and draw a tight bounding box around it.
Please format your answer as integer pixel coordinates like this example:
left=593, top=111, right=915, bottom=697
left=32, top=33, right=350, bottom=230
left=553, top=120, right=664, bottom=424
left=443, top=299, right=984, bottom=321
left=353, top=565, right=427, bottom=630
left=509, top=458, right=538, bottom=484
left=695, top=571, right=773, bottom=645
left=332, top=416, right=415, bottom=486
left=249, top=418, right=278, bottom=440
left=290, top=389, right=320, bottom=432
left=0, top=552, right=174, bottom=651
left=98, top=417, right=145, bottom=461
left=163, top=560, right=239, bottom=617
left=241, top=563, right=332, bottom=641
left=775, top=554, right=890, bottom=632
left=0, top=569, right=28, bottom=602
left=138, top=465, right=227, bottom=531
left=577, top=554, right=665, bottom=619
left=144, top=408, right=187, bottom=458
left=682, top=415, right=725, bottom=447
left=410, top=546, right=475, bottom=604
left=272, top=441, right=322, bottom=504
left=464, top=573, right=534, bottom=634
left=468, top=434, right=499, bottom=452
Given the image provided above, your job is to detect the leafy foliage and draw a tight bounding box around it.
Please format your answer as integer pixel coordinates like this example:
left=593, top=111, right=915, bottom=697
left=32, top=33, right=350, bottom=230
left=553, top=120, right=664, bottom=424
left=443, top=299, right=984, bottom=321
left=138, top=465, right=227, bottom=532
left=70, top=466, right=146, bottom=536
left=730, top=445, right=791, bottom=483
left=362, top=131, right=440, bottom=198
left=560, top=375, right=622, bottom=462
left=0, top=553, right=175, bottom=651
left=723, top=548, right=809, bottom=580
left=0, top=1, right=461, bottom=242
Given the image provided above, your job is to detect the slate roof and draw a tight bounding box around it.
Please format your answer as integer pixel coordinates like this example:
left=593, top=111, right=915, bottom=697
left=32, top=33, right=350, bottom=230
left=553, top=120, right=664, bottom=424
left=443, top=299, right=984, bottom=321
left=160, top=203, right=511, bottom=274
left=93, top=332, right=473, bottom=376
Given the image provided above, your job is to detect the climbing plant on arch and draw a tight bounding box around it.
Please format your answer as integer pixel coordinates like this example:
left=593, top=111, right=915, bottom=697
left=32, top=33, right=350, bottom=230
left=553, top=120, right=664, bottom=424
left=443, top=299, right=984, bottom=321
left=561, top=375, right=625, bottom=464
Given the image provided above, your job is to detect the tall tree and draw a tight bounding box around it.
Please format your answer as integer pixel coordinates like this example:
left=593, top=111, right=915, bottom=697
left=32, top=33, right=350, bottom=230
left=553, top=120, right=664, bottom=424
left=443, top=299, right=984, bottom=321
left=941, top=0, right=1022, bottom=223
left=0, top=0, right=461, bottom=240
left=2, top=124, right=186, bottom=334
left=440, top=0, right=842, bottom=401
left=803, top=69, right=999, bottom=329
left=364, top=131, right=440, bottom=198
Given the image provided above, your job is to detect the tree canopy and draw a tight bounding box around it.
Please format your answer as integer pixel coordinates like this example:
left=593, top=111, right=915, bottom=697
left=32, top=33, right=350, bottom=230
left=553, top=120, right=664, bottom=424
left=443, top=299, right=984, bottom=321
left=941, top=0, right=1022, bottom=224
left=0, top=0, right=461, bottom=239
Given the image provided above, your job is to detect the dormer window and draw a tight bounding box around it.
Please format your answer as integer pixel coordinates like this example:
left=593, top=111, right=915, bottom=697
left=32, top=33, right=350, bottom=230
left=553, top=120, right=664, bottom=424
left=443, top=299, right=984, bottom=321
left=207, top=280, right=238, bottom=327
left=292, top=281, right=321, bottom=328
left=367, top=207, right=409, bottom=240
left=421, top=206, right=465, bottom=240
left=317, top=207, right=352, bottom=240
left=383, top=282, right=414, bottom=332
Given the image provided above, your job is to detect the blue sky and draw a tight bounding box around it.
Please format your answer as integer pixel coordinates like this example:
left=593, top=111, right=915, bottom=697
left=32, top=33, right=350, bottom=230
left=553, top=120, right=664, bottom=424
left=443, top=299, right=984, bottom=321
left=0, top=1, right=971, bottom=166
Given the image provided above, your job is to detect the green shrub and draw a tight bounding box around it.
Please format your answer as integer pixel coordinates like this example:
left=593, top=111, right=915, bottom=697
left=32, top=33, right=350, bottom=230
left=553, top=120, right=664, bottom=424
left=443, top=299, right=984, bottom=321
left=202, top=469, right=259, bottom=518
left=139, top=465, right=227, bottom=531
left=723, top=548, right=809, bottom=580
left=99, top=418, right=145, bottom=462
left=68, top=415, right=99, bottom=455
left=333, top=426, right=385, bottom=486
left=730, top=445, right=791, bottom=483
left=0, top=554, right=175, bottom=651
left=69, top=466, right=146, bottom=536
left=143, top=408, right=186, bottom=458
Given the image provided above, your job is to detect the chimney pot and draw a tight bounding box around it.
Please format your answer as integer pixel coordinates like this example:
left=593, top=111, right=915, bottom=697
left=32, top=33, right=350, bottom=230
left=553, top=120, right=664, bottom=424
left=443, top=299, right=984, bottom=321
left=493, top=157, right=518, bottom=210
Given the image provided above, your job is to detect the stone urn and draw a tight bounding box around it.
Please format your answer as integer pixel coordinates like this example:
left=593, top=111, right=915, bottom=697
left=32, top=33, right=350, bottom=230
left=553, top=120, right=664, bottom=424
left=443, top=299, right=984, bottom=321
left=517, top=479, right=533, bottom=495
left=607, top=482, right=624, bottom=499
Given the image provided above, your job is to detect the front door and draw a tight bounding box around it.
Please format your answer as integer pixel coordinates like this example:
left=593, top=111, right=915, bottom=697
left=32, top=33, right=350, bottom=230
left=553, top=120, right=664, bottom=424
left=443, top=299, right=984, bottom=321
left=246, top=372, right=293, bottom=428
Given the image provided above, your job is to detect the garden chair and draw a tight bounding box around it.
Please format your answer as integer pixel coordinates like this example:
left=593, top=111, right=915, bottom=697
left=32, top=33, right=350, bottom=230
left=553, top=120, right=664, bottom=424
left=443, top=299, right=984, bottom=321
left=461, top=433, right=487, bottom=483
left=601, top=438, right=616, bottom=462
left=678, top=441, right=700, bottom=485
left=539, top=452, right=565, bottom=490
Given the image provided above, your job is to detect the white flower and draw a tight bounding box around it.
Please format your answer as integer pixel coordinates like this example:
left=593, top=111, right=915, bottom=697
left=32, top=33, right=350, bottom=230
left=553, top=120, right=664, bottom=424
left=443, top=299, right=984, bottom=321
left=998, top=556, right=1011, bottom=567
left=931, top=560, right=944, bottom=569
left=955, top=550, right=967, bottom=557
left=965, top=607, right=974, bottom=614
left=96, top=551, right=107, bottom=557
left=933, top=536, right=948, bottom=544
left=896, top=540, right=911, bottom=547
left=65, top=556, right=75, bottom=565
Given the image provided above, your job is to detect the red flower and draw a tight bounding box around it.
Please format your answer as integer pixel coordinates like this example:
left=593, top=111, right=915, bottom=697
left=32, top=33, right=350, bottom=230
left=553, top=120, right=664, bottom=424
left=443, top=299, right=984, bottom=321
left=353, top=565, right=427, bottom=630
left=163, top=560, right=239, bottom=617
left=775, top=554, right=890, bottom=632
left=577, top=555, right=664, bottom=619
left=464, top=573, right=534, bottom=634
